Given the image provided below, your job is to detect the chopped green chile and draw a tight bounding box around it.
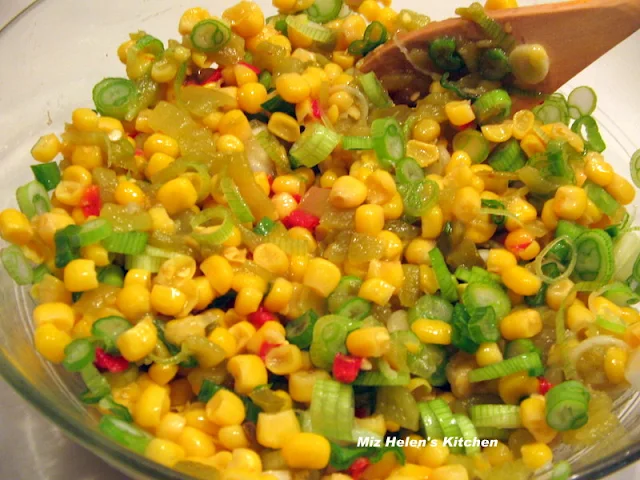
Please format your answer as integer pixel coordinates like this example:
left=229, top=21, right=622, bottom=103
left=429, top=37, right=465, bottom=72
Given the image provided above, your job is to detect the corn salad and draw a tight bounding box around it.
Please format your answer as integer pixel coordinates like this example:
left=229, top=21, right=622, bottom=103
left=3, top=0, right=640, bottom=479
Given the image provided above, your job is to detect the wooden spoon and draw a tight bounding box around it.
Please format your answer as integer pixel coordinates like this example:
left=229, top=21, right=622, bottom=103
left=360, top=0, right=640, bottom=107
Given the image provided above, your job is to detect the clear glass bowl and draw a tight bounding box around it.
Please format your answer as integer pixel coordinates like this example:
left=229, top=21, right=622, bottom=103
left=0, top=1, right=638, bottom=479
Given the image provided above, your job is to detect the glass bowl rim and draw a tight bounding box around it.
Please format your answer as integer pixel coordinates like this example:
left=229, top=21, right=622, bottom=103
left=1, top=1, right=639, bottom=479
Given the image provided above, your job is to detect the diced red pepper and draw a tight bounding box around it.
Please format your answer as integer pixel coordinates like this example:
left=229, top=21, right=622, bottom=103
left=203, top=68, right=223, bottom=85
left=355, top=407, right=369, bottom=418
left=238, top=61, right=261, bottom=75
left=458, top=121, right=475, bottom=131
left=248, top=305, right=277, bottom=328
left=135, top=148, right=144, bottom=157
left=81, top=185, right=102, bottom=218
left=312, top=99, right=322, bottom=119
left=348, top=458, right=371, bottom=480
left=282, top=209, right=320, bottom=232
left=292, top=194, right=302, bottom=203
left=258, top=342, right=281, bottom=360
left=538, top=377, right=553, bottom=395
left=94, top=348, right=130, bottom=373
left=333, top=353, right=363, bottom=384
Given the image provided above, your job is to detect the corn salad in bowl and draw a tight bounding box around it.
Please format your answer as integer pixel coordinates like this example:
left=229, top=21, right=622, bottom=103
left=2, top=0, right=640, bottom=479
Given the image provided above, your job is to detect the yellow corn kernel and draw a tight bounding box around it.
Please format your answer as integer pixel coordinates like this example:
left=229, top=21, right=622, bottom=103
left=97, top=116, right=124, bottom=134
left=114, top=180, right=145, bottom=206
left=406, top=140, right=440, bottom=168
left=200, top=255, right=234, bottom=297
left=377, top=6, right=398, bottom=30
left=521, top=443, right=553, bottom=470
left=0, top=209, right=33, bottom=245
left=234, top=64, right=258, bottom=87
left=281, top=432, right=330, bottom=470
left=366, top=169, right=397, bottom=205
left=191, top=276, right=214, bottom=311
left=62, top=165, right=92, bottom=187
left=502, top=266, right=542, bottom=297
left=144, top=438, right=186, bottom=468
left=178, top=425, right=217, bottom=458
left=271, top=174, right=304, bottom=196
left=135, top=383, right=170, bottom=428
left=303, top=258, right=341, bottom=297
left=145, top=152, right=175, bottom=179
left=411, top=319, right=452, bottom=345
left=232, top=273, right=267, bottom=294
left=234, top=287, right=263, bottom=316
left=354, top=204, right=385, bottom=236
left=483, top=441, right=513, bottom=467
left=217, top=425, right=249, bottom=451
left=605, top=346, right=628, bottom=384
left=485, top=0, right=518, bottom=10
left=420, top=205, right=444, bottom=240
left=148, top=362, right=179, bottom=386
left=156, top=412, right=186, bottom=442
left=486, top=249, right=517, bottom=275
left=217, top=109, right=251, bottom=140
left=34, top=322, right=72, bottom=363
left=54, top=181, right=86, bottom=207
left=606, top=173, right=636, bottom=205
left=266, top=111, right=301, bottom=143
left=275, top=72, right=311, bottom=104
left=72, top=108, right=99, bottom=131
left=124, top=268, right=151, bottom=289
left=445, top=101, right=475, bottom=126
left=621, top=306, right=640, bottom=325
left=33, top=302, right=75, bottom=332
left=330, top=176, right=367, bottom=209
left=63, top=259, right=98, bottom=292
left=227, top=354, right=268, bottom=394
left=286, top=253, right=309, bottom=285
left=358, top=0, right=382, bottom=20
left=224, top=1, right=264, bottom=38
left=403, top=238, right=434, bottom=265
left=544, top=278, right=575, bottom=311
left=206, top=389, right=246, bottom=426
left=481, top=122, right=513, bottom=143
left=367, top=260, right=405, bottom=292
left=553, top=185, right=588, bottom=221
left=520, top=133, right=546, bottom=157
left=346, top=326, right=391, bottom=357
left=227, top=447, right=263, bottom=473
left=376, top=230, right=402, bottom=261
left=252, top=243, right=289, bottom=278
left=263, top=277, right=294, bottom=313
left=417, top=439, right=450, bottom=468
left=289, top=369, right=331, bottom=403
left=71, top=145, right=103, bottom=169
left=584, top=152, right=614, bottom=187
left=206, top=327, right=237, bottom=359
left=116, top=284, right=151, bottom=321
left=359, top=278, right=395, bottom=305
left=476, top=342, right=503, bottom=366
left=498, top=371, right=540, bottom=405
left=151, top=285, right=187, bottom=317
left=452, top=186, right=481, bottom=223
left=246, top=321, right=286, bottom=354
left=419, top=265, right=439, bottom=294
left=500, top=308, right=542, bottom=340
left=179, top=7, right=210, bottom=35
left=412, top=118, right=441, bottom=143
left=270, top=192, right=297, bottom=219
left=31, top=133, right=62, bottom=163
left=520, top=395, right=557, bottom=443
left=505, top=197, right=537, bottom=231
left=156, top=177, right=198, bottom=215
left=117, top=317, right=157, bottom=362
left=256, top=409, right=301, bottom=449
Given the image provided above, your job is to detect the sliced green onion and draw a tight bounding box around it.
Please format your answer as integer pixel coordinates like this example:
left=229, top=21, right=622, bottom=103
left=455, top=266, right=501, bottom=285
left=80, top=364, right=111, bottom=403
left=337, top=298, right=372, bottom=322
left=573, top=229, right=614, bottom=283
left=630, top=149, right=640, bottom=188
left=545, top=380, right=590, bottom=431
left=267, top=15, right=289, bottom=35
left=551, top=461, right=572, bottom=480
left=452, top=303, right=479, bottom=354
left=92, top=78, right=138, bottom=120
left=1, top=245, right=33, bottom=285
left=54, top=225, right=81, bottom=268
left=429, top=247, right=458, bottom=302
left=583, top=181, right=620, bottom=217
left=329, top=276, right=364, bottom=313
left=550, top=221, right=585, bottom=262
left=467, top=307, right=499, bottom=344
left=480, top=199, right=506, bottom=226
left=261, top=94, right=296, bottom=116
left=31, top=163, right=61, bottom=191
left=454, top=414, right=481, bottom=455
left=452, top=129, right=490, bottom=164
left=348, top=21, right=387, bottom=56
left=253, top=217, right=277, bottom=236
left=353, top=370, right=410, bottom=386
left=428, top=399, right=463, bottom=453
left=63, top=338, right=96, bottom=372
left=103, top=231, right=148, bottom=255
left=568, top=86, right=597, bottom=119
left=98, top=264, right=125, bottom=287
left=99, top=415, right=152, bottom=454
left=190, top=206, right=234, bottom=245
left=310, top=315, right=349, bottom=370
left=78, top=218, right=113, bottom=246
left=124, top=254, right=164, bottom=273
left=470, top=404, right=522, bottom=428
left=16, top=180, right=51, bottom=219
left=462, top=281, right=511, bottom=320
left=476, top=427, right=509, bottom=440
left=358, top=72, right=393, bottom=108
left=408, top=294, right=454, bottom=324
left=258, top=70, right=272, bottom=90
left=440, top=73, right=478, bottom=101
left=190, top=19, right=232, bottom=53
left=601, top=281, right=640, bottom=306
left=395, top=158, right=425, bottom=184
left=286, top=309, right=319, bottom=349
left=310, top=378, right=354, bottom=441
left=342, top=136, right=374, bottom=151
left=98, top=395, right=133, bottom=423
left=92, top=316, right=131, bottom=353
left=534, top=103, right=566, bottom=125
left=290, top=123, right=341, bottom=168
left=371, top=117, right=405, bottom=168
left=377, top=386, right=420, bottom=431
left=220, top=176, right=255, bottom=223
left=286, top=15, right=337, bottom=45
left=571, top=115, right=606, bottom=153
left=479, top=48, right=511, bottom=81
left=472, top=89, right=512, bottom=125
left=429, top=37, right=464, bottom=72
left=504, top=339, right=542, bottom=360
left=596, top=310, right=627, bottom=334
left=546, top=139, right=574, bottom=182
left=198, top=379, right=225, bottom=403
left=469, top=352, right=542, bottom=383
left=398, top=178, right=439, bottom=218
left=418, top=402, right=444, bottom=440
left=306, top=0, right=343, bottom=23
left=32, top=263, right=49, bottom=284
left=456, top=3, right=516, bottom=52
